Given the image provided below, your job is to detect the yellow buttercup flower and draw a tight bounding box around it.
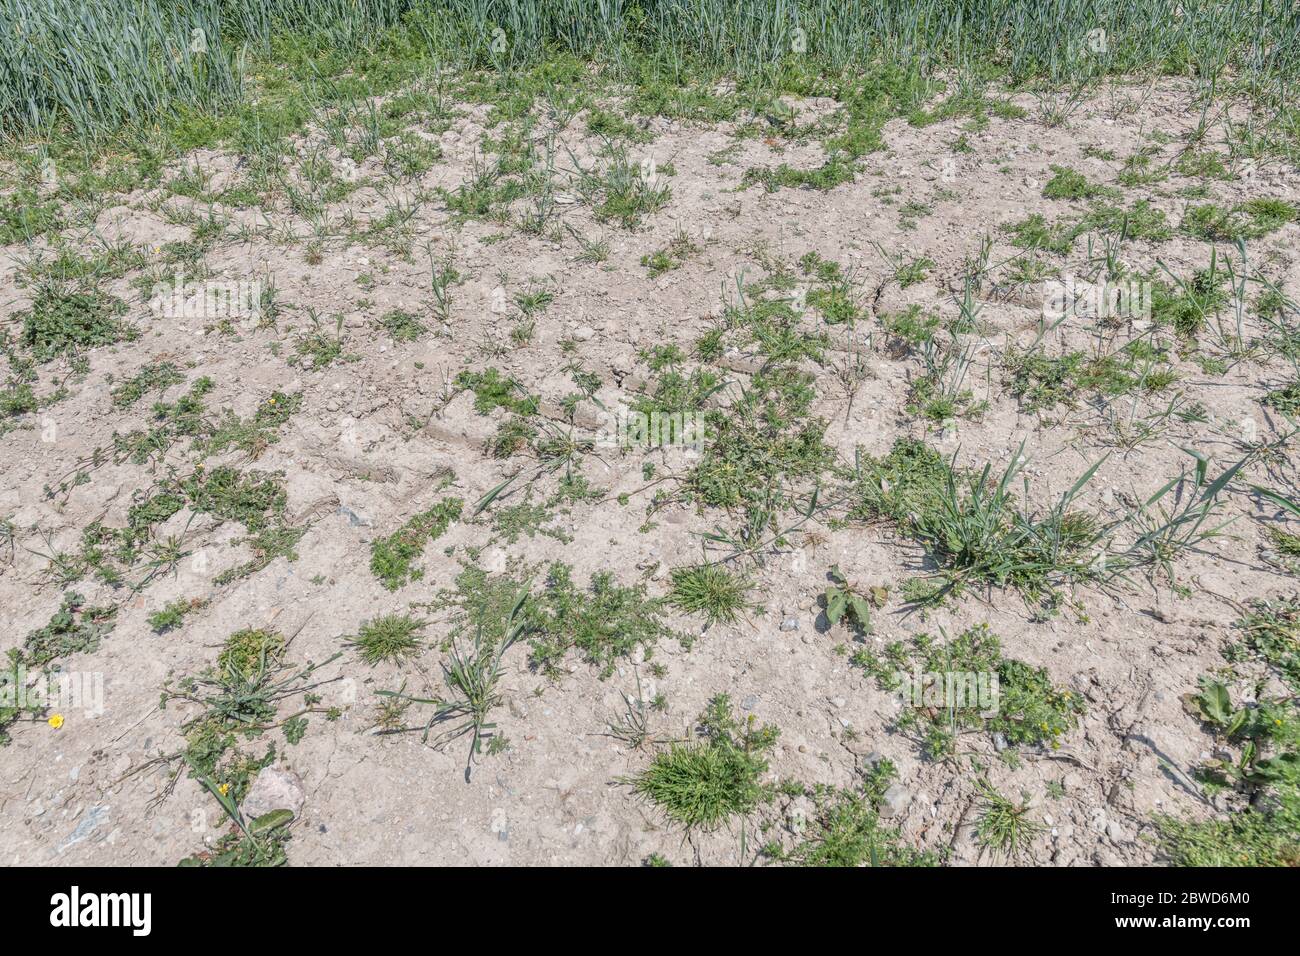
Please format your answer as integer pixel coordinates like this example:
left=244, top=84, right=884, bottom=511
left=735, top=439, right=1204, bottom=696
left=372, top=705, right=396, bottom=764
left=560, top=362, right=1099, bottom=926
left=47, top=714, right=64, bottom=729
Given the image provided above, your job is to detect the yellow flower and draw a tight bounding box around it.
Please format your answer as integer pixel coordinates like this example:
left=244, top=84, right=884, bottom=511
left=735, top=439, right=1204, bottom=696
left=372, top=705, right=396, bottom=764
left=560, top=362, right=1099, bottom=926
left=218, top=783, right=231, bottom=796
left=47, top=714, right=64, bottom=729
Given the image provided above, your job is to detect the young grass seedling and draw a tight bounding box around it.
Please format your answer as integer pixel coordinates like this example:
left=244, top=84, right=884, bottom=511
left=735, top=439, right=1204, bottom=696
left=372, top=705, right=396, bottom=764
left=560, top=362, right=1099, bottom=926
left=376, top=586, right=532, bottom=781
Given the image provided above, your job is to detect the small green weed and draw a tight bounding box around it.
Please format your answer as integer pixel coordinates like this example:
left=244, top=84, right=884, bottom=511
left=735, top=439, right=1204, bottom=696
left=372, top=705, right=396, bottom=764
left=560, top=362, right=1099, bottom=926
left=1183, top=199, right=1298, bottom=242
left=148, top=597, right=207, bottom=634
left=18, top=283, right=132, bottom=362
left=1043, top=165, right=1117, bottom=201
left=369, top=497, right=463, bottom=590
left=778, top=760, right=936, bottom=867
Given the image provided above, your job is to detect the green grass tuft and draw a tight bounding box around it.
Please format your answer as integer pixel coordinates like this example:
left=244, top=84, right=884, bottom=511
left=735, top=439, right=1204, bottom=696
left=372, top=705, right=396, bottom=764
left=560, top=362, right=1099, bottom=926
left=632, top=694, right=778, bottom=830
left=669, top=565, right=752, bottom=626
left=350, top=614, right=426, bottom=665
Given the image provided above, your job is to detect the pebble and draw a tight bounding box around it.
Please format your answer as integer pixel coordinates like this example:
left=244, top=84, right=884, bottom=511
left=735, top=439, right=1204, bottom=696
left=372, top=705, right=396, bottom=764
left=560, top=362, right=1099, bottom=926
left=241, top=766, right=306, bottom=820
left=878, top=783, right=912, bottom=819
left=780, top=617, right=800, bottom=632
left=785, top=797, right=811, bottom=836
left=490, top=807, right=508, bottom=842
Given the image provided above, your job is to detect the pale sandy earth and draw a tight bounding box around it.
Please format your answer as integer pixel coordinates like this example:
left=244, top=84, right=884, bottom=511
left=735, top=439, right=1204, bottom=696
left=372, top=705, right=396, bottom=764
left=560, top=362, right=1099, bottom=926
left=1, top=77, right=1297, bottom=865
